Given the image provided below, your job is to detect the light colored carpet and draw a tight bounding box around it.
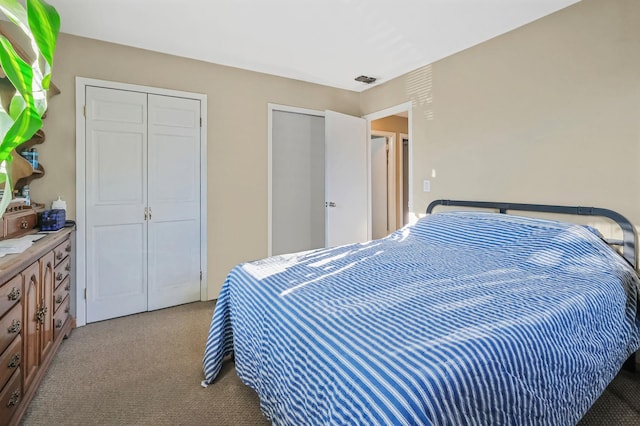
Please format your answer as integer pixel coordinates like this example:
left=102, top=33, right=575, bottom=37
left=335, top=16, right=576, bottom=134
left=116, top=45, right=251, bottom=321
left=20, top=301, right=640, bottom=425
left=21, top=301, right=268, bottom=426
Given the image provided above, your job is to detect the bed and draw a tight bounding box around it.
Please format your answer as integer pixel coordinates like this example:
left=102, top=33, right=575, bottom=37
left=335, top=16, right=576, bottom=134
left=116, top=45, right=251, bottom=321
left=202, top=200, right=640, bottom=425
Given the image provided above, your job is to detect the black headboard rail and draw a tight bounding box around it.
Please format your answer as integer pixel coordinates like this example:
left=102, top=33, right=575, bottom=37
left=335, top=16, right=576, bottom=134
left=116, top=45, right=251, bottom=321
left=426, top=199, right=637, bottom=269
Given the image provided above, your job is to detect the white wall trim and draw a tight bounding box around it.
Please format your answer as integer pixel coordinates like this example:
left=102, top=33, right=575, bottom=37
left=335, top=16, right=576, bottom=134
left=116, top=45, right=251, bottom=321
left=364, top=102, right=413, bottom=221
left=267, top=103, right=324, bottom=257
left=75, top=77, right=208, bottom=327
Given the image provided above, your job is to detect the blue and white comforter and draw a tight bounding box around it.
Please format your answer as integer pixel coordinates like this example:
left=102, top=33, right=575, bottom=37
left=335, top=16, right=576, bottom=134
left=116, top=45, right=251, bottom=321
left=203, top=211, right=640, bottom=425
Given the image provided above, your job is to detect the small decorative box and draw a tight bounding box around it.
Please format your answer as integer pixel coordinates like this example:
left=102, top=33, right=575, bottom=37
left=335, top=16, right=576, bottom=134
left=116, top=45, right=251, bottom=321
left=40, top=209, right=66, bottom=231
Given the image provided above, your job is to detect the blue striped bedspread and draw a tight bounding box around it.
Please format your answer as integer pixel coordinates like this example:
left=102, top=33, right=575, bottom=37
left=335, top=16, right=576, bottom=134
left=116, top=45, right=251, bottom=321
left=203, top=211, right=640, bottom=425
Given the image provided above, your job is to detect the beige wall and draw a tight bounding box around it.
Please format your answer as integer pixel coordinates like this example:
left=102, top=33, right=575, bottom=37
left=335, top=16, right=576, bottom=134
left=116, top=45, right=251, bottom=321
left=6, top=28, right=360, bottom=297
left=361, top=0, right=640, bottom=235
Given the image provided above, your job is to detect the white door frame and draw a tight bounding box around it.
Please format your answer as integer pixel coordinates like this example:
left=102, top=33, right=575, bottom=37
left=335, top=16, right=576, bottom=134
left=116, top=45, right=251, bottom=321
left=364, top=102, right=413, bottom=236
left=400, top=132, right=410, bottom=227
left=267, top=103, right=324, bottom=257
left=75, top=77, right=208, bottom=327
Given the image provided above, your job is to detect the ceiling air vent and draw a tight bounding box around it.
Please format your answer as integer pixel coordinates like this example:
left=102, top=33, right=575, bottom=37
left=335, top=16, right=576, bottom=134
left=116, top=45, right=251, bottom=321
left=355, top=75, right=377, bottom=84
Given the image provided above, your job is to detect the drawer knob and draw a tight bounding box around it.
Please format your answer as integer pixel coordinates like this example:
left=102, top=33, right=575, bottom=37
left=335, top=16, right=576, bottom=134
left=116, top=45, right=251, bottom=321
left=65, top=263, right=71, bottom=272
left=7, top=287, right=20, bottom=301
left=65, top=244, right=71, bottom=252
left=8, top=319, right=21, bottom=334
left=20, top=219, right=29, bottom=229
left=56, top=252, right=63, bottom=260
left=7, top=390, right=20, bottom=407
left=64, top=283, right=70, bottom=291
left=36, top=306, right=47, bottom=324
left=8, top=354, right=20, bottom=369
left=55, top=295, right=64, bottom=304
left=56, top=272, right=64, bottom=281
left=64, top=306, right=70, bottom=314
left=55, top=319, right=63, bottom=329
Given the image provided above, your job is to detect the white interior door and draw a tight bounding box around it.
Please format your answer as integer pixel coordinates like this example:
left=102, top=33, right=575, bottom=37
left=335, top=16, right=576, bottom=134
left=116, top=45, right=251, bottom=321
left=147, top=94, right=201, bottom=310
left=371, top=136, right=388, bottom=239
left=325, top=110, right=368, bottom=247
left=86, top=86, right=148, bottom=323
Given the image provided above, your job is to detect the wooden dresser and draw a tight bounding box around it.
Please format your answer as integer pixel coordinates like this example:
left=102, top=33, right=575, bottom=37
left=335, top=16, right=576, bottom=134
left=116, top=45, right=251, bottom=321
left=0, top=228, right=74, bottom=426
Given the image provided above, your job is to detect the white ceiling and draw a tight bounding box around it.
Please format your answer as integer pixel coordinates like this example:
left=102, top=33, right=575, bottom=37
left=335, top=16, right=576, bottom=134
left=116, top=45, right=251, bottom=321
left=47, top=0, right=580, bottom=92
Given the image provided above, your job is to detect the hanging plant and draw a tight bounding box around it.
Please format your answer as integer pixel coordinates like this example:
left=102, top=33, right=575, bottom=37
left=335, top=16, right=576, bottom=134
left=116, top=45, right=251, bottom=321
left=0, top=0, right=60, bottom=216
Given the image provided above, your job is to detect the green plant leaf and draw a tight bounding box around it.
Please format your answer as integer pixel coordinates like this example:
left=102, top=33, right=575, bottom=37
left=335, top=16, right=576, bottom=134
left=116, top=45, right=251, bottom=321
left=0, top=0, right=59, bottom=217
left=42, top=73, right=51, bottom=90
left=27, top=0, right=60, bottom=67
left=0, top=106, right=41, bottom=163
left=8, top=92, right=26, bottom=120
left=0, top=0, right=30, bottom=34
left=0, top=106, right=13, bottom=143
left=0, top=36, right=34, bottom=101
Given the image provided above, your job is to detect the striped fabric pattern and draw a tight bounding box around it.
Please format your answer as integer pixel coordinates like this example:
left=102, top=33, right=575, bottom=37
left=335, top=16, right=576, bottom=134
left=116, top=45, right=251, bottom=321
left=203, top=211, right=640, bottom=425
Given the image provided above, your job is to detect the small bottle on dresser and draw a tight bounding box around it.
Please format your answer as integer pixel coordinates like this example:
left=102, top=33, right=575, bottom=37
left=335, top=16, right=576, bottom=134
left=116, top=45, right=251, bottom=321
left=22, top=185, right=30, bottom=206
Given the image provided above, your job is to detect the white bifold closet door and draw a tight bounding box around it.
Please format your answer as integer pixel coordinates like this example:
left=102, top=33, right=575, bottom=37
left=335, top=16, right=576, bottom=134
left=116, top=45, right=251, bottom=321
left=85, top=86, right=201, bottom=323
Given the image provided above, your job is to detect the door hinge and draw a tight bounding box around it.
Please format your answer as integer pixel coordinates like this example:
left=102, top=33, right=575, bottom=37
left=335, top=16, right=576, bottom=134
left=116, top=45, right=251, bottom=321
left=83, top=105, right=86, bottom=117
left=200, top=271, right=203, bottom=281
left=200, top=117, right=202, bottom=127
left=84, top=288, right=87, bottom=299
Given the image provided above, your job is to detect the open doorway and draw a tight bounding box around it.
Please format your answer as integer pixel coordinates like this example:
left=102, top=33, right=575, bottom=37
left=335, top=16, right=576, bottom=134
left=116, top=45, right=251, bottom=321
left=268, top=104, right=370, bottom=255
left=366, top=103, right=412, bottom=238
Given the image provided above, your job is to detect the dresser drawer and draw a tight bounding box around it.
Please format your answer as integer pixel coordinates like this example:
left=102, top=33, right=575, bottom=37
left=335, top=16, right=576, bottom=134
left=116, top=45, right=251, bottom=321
left=53, top=297, right=70, bottom=341
left=0, top=368, right=21, bottom=423
left=0, top=303, right=21, bottom=355
left=53, top=279, right=69, bottom=314
left=53, top=239, right=72, bottom=266
left=0, top=275, right=21, bottom=319
left=3, top=210, right=37, bottom=240
left=54, top=257, right=70, bottom=290
left=0, top=335, right=21, bottom=392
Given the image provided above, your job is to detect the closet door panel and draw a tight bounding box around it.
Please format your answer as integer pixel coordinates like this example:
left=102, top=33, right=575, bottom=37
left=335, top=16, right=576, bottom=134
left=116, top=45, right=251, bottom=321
left=88, top=224, right=147, bottom=322
left=85, top=86, right=148, bottom=323
left=147, top=94, right=201, bottom=310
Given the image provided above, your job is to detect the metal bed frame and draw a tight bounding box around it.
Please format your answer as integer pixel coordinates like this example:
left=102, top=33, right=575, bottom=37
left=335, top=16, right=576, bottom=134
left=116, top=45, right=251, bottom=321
left=426, top=199, right=637, bottom=269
